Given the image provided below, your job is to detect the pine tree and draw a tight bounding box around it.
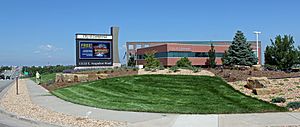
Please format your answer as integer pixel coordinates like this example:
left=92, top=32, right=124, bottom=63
left=127, top=53, right=135, bottom=67
left=207, top=43, right=216, bottom=68
left=222, top=31, right=258, bottom=66
left=145, top=51, right=160, bottom=69
left=265, top=35, right=299, bottom=70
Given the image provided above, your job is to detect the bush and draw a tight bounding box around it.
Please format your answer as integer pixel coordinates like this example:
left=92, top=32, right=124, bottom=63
left=287, top=102, right=300, bottom=110
left=264, top=64, right=278, bottom=71
left=133, top=68, right=139, bottom=71
left=176, top=57, right=192, bottom=67
left=271, top=97, right=286, bottom=103
left=145, top=51, right=160, bottom=69
left=144, top=67, right=151, bottom=71
left=151, top=68, right=157, bottom=72
left=159, top=65, right=165, bottom=70
left=192, top=66, right=200, bottom=73
left=170, top=66, right=179, bottom=72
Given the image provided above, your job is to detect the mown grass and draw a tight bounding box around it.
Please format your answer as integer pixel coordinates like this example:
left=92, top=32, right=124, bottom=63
left=52, top=75, right=287, bottom=114
left=30, top=73, right=56, bottom=84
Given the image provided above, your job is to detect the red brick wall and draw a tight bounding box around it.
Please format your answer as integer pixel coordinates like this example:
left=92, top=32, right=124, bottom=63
left=136, top=43, right=261, bottom=66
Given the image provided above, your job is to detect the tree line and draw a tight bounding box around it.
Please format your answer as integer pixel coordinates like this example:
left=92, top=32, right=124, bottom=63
left=22, top=65, right=75, bottom=77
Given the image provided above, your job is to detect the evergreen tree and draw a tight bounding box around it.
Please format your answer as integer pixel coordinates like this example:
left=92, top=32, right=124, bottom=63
left=207, top=43, right=216, bottom=68
left=176, top=57, right=192, bottom=67
left=265, top=35, right=299, bottom=70
left=222, top=31, right=258, bottom=66
left=127, top=53, right=135, bottom=67
left=144, top=51, right=160, bottom=69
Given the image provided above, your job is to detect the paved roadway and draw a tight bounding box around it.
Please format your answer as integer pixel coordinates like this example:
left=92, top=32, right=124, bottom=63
left=0, top=80, right=41, bottom=127
left=0, top=67, right=58, bottom=127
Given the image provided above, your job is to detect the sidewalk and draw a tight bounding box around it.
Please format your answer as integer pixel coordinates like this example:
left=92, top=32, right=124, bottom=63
left=26, top=79, right=300, bottom=127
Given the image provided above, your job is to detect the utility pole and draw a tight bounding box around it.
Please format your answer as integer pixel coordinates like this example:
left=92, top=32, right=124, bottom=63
left=253, top=31, right=261, bottom=64
left=16, top=76, right=19, bottom=95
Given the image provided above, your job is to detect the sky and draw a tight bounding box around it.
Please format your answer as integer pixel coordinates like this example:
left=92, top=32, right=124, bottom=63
left=0, top=0, right=300, bottom=66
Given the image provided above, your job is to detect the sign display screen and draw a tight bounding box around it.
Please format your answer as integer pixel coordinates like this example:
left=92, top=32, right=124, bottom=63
left=79, top=41, right=111, bottom=59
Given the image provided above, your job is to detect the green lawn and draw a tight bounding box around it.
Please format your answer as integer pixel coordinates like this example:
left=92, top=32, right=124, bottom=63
left=52, top=75, right=287, bottom=114
left=30, top=73, right=56, bottom=84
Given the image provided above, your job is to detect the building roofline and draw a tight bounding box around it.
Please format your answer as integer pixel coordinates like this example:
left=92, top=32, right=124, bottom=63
left=127, top=40, right=261, bottom=44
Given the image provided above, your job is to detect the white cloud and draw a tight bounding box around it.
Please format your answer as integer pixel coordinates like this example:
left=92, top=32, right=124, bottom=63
left=39, top=44, right=62, bottom=52
left=33, top=44, right=63, bottom=58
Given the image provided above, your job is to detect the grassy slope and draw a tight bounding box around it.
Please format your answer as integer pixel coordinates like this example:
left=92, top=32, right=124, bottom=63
left=30, top=73, right=56, bottom=84
left=52, top=75, right=287, bottom=114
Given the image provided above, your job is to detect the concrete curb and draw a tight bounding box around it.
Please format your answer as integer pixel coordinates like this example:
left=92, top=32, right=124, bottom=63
left=0, top=80, right=64, bottom=127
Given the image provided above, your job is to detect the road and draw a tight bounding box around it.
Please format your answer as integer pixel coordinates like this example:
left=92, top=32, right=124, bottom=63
left=0, top=67, right=58, bottom=127
left=0, top=80, right=42, bottom=127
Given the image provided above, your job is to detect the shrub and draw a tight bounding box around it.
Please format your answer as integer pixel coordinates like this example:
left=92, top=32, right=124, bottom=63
left=264, top=64, right=278, bottom=71
left=271, top=97, right=286, bottom=103
left=151, top=68, right=157, bottom=72
left=283, top=79, right=289, bottom=81
left=133, top=68, right=138, bottom=71
left=159, top=65, right=165, bottom=70
left=176, top=57, right=192, bottom=67
left=145, top=51, right=160, bottom=69
left=287, top=102, right=300, bottom=110
left=144, top=67, right=151, bottom=71
left=170, top=66, right=179, bottom=72
left=192, top=66, right=200, bottom=73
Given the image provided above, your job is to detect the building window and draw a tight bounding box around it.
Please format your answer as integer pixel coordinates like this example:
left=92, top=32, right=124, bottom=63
left=136, top=44, right=142, bottom=49
left=137, top=52, right=225, bottom=59
left=128, top=45, right=134, bottom=50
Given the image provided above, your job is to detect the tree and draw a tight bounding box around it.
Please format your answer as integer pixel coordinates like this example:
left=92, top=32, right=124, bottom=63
left=207, top=43, right=216, bottom=68
left=265, top=35, right=299, bottom=70
left=176, top=57, right=192, bottom=67
left=127, top=53, right=135, bottom=67
left=144, top=51, right=160, bottom=69
left=222, top=30, right=258, bottom=66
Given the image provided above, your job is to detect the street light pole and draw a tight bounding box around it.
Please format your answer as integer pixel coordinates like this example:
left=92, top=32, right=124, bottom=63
left=253, top=31, right=261, bottom=64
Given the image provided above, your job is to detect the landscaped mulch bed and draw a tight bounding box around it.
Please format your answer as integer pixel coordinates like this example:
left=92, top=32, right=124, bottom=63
left=41, top=69, right=138, bottom=91
left=228, top=78, right=300, bottom=111
left=209, top=68, right=300, bottom=82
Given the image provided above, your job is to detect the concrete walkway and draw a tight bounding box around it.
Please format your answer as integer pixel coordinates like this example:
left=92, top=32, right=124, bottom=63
left=26, top=80, right=300, bottom=127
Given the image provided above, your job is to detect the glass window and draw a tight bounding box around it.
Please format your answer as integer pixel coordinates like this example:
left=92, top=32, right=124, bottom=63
left=128, top=45, right=134, bottom=50
left=136, top=44, right=142, bottom=49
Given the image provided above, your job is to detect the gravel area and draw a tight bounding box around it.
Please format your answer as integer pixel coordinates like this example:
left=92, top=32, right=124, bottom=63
left=138, top=69, right=215, bottom=76
left=228, top=78, right=300, bottom=111
left=0, top=79, right=126, bottom=127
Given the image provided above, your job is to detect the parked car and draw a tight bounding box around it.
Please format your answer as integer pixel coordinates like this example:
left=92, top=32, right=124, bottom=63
left=0, top=74, right=4, bottom=80
left=5, top=76, right=10, bottom=80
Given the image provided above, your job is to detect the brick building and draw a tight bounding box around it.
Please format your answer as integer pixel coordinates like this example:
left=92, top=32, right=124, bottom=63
left=126, top=41, right=261, bottom=67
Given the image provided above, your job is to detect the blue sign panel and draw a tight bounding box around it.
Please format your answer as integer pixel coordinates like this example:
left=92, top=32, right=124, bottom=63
left=79, top=41, right=111, bottom=59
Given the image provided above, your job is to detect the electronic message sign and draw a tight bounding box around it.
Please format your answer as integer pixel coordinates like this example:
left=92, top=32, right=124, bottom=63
left=79, top=41, right=111, bottom=59
left=76, top=34, right=113, bottom=66
left=76, top=27, right=119, bottom=67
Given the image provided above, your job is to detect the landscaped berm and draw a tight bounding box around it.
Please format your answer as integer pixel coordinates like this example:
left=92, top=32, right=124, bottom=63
left=52, top=75, right=287, bottom=114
